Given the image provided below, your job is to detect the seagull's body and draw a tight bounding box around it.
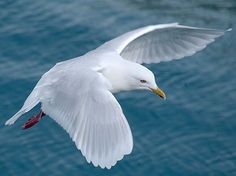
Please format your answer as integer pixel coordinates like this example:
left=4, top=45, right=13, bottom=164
left=5, top=23, right=230, bottom=169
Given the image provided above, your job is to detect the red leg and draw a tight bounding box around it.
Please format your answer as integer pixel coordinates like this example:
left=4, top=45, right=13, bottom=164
left=22, top=110, right=46, bottom=129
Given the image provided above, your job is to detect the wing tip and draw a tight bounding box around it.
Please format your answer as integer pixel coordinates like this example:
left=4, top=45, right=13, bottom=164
left=5, top=110, right=24, bottom=126
left=5, top=119, right=15, bottom=126
left=227, top=28, right=232, bottom=32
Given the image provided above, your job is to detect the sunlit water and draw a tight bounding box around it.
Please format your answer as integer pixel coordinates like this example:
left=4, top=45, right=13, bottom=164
left=0, top=0, right=236, bottom=175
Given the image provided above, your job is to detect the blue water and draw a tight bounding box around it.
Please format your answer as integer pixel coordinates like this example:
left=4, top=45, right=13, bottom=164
left=0, top=0, right=236, bottom=175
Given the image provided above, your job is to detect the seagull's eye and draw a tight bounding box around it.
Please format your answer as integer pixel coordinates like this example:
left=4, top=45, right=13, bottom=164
left=140, top=80, right=147, bottom=83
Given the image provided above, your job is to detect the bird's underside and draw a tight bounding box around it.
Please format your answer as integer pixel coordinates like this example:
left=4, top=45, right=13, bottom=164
left=5, top=23, right=230, bottom=169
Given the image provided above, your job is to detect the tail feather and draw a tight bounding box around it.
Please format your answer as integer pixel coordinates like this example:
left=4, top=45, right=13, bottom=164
left=5, top=88, right=40, bottom=126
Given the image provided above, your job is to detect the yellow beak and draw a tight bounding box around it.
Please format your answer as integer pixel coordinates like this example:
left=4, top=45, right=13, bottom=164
left=150, top=87, right=166, bottom=100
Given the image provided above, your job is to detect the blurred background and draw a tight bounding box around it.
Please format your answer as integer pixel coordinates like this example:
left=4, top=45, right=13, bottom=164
left=0, top=0, right=235, bottom=175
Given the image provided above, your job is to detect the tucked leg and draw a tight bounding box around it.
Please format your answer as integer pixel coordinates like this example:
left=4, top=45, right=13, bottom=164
left=22, top=110, right=45, bottom=129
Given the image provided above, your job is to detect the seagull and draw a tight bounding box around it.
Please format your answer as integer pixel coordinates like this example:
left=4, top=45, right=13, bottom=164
left=5, top=23, right=230, bottom=169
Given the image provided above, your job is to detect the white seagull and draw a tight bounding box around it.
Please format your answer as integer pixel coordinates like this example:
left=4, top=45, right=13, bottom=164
left=5, top=23, right=230, bottom=169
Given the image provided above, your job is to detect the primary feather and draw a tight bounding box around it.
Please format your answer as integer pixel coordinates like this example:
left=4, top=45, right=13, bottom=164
left=100, top=23, right=230, bottom=64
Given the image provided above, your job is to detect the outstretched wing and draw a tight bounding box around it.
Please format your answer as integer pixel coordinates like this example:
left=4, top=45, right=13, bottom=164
left=99, top=23, right=230, bottom=64
left=40, top=67, right=133, bottom=169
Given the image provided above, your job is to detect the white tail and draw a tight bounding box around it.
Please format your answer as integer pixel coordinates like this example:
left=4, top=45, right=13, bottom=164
left=5, top=88, right=40, bottom=125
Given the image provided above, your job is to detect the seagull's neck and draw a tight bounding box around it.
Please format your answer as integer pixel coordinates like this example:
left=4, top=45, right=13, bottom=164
left=99, top=54, right=143, bottom=93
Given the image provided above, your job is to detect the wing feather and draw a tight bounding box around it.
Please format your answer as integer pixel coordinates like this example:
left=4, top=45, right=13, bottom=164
left=98, top=23, right=230, bottom=64
left=40, top=67, right=133, bottom=169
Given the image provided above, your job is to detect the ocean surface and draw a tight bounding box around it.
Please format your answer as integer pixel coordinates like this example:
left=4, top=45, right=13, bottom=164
left=0, top=0, right=235, bottom=175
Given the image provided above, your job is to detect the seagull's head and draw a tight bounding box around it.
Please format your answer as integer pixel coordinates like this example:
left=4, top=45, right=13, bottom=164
left=133, top=64, right=166, bottom=99
left=125, top=62, right=166, bottom=100
left=103, top=59, right=166, bottom=99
